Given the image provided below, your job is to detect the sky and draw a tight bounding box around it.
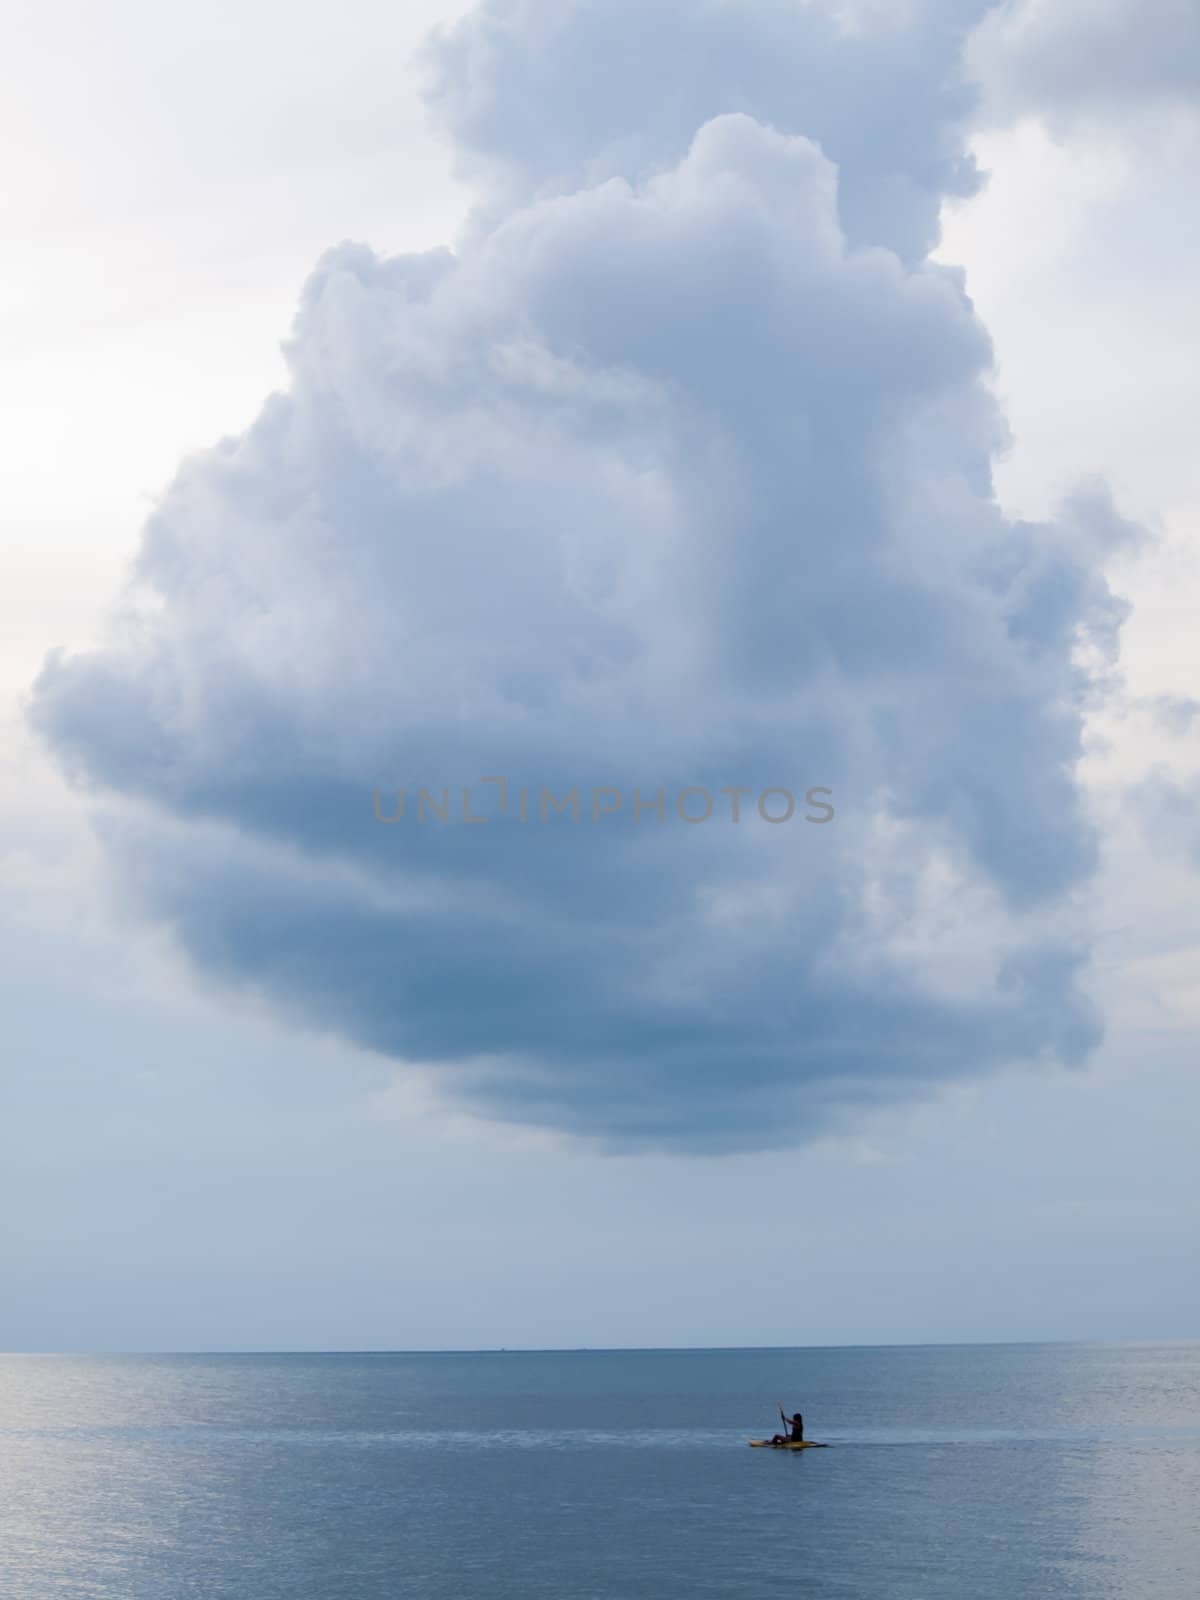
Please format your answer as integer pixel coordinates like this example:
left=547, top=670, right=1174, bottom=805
left=2, top=0, right=1198, bottom=1350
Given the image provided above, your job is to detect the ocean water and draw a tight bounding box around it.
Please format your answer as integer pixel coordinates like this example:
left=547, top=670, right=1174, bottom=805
left=1, top=1343, right=1198, bottom=1599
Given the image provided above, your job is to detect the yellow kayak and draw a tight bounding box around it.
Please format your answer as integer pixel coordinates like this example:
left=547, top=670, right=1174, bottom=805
left=748, top=1439, right=827, bottom=1449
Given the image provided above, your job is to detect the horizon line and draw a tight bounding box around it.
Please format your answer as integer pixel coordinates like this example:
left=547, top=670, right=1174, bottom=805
left=6, top=1336, right=1199, bottom=1358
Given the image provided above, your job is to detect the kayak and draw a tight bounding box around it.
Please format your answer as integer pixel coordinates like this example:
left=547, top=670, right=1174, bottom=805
left=748, top=1439, right=828, bottom=1450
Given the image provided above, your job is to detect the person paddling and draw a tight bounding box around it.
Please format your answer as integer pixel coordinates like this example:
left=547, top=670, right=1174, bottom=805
left=769, top=1406, right=804, bottom=1444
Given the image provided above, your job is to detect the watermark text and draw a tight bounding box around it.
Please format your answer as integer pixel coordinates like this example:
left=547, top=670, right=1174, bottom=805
left=372, top=780, right=834, bottom=827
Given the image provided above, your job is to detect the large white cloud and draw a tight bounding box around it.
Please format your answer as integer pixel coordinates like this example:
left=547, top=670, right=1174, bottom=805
left=32, top=5, right=1139, bottom=1148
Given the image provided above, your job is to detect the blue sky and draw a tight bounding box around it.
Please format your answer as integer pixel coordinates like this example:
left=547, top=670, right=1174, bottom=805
left=2, top=0, right=1198, bottom=1348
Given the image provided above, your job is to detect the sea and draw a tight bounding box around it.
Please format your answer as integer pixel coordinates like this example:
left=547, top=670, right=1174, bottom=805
left=1, top=1342, right=1198, bottom=1599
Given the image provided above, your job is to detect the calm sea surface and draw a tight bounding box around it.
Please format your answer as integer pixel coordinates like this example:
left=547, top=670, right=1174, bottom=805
left=1, top=1343, right=1198, bottom=1599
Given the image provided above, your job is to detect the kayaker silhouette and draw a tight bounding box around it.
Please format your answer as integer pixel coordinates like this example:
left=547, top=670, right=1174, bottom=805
left=770, top=1407, right=803, bottom=1445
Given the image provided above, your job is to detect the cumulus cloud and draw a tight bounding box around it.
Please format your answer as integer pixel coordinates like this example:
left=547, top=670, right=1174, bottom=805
left=423, top=0, right=994, bottom=264
left=32, top=2, right=1138, bottom=1149
left=967, top=0, right=1200, bottom=125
